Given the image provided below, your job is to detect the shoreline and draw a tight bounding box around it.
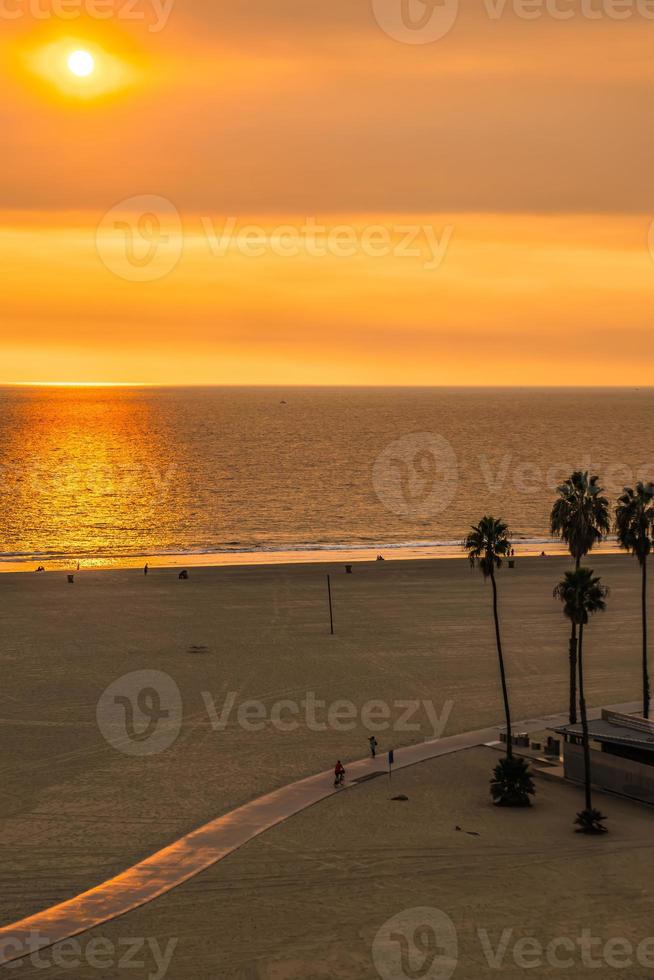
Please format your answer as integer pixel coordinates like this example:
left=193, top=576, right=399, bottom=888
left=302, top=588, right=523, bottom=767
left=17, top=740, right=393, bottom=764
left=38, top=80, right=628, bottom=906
left=0, top=539, right=626, bottom=573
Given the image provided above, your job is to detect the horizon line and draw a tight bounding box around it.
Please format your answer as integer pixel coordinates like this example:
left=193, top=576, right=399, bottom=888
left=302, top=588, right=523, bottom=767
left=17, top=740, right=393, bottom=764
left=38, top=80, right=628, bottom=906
left=1, top=382, right=653, bottom=390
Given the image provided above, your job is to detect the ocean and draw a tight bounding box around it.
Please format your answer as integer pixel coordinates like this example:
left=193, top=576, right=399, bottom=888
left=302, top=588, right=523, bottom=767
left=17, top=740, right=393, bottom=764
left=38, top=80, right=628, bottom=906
left=0, top=386, right=652, bottom=569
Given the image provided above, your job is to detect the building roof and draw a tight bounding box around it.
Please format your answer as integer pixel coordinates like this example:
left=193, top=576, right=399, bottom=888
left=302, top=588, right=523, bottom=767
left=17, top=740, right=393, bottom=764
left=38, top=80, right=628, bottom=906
left=553, top=719, right=654, bottom=752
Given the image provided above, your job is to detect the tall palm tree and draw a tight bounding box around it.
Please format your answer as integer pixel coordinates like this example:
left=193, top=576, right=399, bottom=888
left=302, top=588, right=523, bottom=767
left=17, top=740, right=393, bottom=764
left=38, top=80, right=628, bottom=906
left=550, top=472, right=610, bottom=724
left=465, top=517, right=534, bottom=806
left=615, top=483, right=654, bottom=719
left=554, top=568, right=609, bottom=833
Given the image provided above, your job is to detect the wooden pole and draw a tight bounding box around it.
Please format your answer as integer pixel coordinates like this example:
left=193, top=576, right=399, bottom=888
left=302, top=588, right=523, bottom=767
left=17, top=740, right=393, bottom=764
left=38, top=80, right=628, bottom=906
left=327, top=574, right=334, bottom=635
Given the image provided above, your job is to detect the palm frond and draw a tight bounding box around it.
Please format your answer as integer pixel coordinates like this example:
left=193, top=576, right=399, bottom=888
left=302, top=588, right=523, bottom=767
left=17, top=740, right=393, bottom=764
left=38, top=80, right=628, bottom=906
left=550, top=471, right=610, bottom=561
left=553, top=567, right=609, bottom=625
left=463, top=516, right=511, bottom=579
left=615, top=482, right=654, bottom=566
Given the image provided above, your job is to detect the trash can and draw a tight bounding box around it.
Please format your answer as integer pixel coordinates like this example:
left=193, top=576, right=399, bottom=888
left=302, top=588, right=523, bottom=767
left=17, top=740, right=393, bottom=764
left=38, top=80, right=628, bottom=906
left=345, top=565, right=353, bottom=574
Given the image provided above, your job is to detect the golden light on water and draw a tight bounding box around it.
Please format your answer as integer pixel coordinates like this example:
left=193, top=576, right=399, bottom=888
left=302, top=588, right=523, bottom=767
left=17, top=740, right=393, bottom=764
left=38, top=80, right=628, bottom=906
left=1, top=387, right=169, bottom=566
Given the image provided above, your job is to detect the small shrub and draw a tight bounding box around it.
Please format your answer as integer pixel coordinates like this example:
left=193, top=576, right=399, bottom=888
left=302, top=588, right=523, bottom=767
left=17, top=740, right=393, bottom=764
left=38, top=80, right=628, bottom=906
left=574, top=808, right=608, bottom=834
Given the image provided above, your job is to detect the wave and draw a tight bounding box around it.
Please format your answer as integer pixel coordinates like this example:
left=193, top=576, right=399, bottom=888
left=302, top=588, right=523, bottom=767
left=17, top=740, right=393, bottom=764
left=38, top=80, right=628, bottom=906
left=0, top=535, right=620, bottom=564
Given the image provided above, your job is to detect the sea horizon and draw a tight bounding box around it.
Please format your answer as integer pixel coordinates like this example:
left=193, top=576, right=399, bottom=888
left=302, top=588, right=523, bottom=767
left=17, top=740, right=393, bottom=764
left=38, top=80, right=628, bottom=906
left=2, top=383, right=654, bottom=390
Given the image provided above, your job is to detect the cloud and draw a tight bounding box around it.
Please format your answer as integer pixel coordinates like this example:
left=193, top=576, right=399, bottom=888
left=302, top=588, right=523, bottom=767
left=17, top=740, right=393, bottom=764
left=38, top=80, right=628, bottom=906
left=2, top=4, right=653, bottom=212
left=2, top=211, right=654, bottom=383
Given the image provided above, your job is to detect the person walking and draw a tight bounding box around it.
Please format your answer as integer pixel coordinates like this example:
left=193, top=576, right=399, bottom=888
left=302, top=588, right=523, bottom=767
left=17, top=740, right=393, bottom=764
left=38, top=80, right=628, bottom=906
left=334, top=760, right=345, bottom=787
left=369, top=735, right=378, bottom=758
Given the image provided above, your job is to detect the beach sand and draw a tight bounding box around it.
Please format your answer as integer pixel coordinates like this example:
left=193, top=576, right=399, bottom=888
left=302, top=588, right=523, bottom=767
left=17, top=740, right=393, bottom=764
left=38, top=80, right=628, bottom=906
left=0, top=554, right=647, bottom=930
left=26, top=746, right=654, bottom=979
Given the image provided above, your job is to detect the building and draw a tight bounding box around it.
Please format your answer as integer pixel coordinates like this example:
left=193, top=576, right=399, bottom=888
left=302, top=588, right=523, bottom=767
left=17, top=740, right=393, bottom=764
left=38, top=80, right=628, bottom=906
left=553, top=710, right=654, bottom=806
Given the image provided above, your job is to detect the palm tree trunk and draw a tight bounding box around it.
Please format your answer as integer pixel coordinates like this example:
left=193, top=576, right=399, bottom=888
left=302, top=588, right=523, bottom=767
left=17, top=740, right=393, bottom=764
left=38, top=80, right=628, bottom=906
left=577, top=621, right=593, bottom=812
left=568, top=626, right=578, bottom=725
left=642, top=558, right=650, bottom=719
left=490, top=568, right=513, bottom=760
left=568, top=555, right=581, bottom=725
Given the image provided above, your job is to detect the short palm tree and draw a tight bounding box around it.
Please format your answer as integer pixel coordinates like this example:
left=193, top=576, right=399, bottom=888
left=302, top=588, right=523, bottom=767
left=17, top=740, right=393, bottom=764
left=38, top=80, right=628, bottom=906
left=550, top=472, right=610, bottom=724
left=615, top=483, right=654, bottom=719
left=465, top=517, right=534, bottom=806
left=554, top=568, right=609, bottom=833
left=490, top=756, right=535, bottom=808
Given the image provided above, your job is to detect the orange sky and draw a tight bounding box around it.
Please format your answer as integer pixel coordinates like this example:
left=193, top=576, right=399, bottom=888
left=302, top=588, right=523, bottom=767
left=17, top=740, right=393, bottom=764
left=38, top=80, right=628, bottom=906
left=2, top=2, right=654, bottom=384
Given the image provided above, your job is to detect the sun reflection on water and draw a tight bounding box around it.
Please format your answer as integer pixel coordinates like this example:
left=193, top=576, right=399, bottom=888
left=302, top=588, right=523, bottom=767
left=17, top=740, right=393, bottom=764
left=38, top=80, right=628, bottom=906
left=0, top=387, right=175, bottom=566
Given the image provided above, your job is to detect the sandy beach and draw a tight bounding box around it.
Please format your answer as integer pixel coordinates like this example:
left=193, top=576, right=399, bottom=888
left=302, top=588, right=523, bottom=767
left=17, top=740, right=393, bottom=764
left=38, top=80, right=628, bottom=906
left=0, top=552, right=646, bottom=934
left=65, top=746, right=654, bottom=980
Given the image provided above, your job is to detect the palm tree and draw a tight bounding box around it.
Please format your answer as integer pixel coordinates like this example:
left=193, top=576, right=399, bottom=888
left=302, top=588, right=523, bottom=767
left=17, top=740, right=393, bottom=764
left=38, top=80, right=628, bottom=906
left=490, top=756, right=535, bottom=808
left=464, top=517, right=534, bottom=806
left=615, top=483, right=654, bottom=719
left=554, top=568, right=609, bottom=833
left=550, top=472, right=610, bottom=724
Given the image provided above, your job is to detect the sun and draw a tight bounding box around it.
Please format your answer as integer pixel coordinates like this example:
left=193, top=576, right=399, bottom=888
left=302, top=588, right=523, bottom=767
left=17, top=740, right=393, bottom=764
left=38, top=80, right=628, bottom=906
left=67, top=49, right=95, bottom=78
left=25, top=35, right=137, bottom=100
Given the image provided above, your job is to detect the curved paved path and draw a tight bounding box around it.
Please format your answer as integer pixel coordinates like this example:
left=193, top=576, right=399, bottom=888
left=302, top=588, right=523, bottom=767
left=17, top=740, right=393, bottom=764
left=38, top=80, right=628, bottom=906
left=0, top=701, right=640, bottom=965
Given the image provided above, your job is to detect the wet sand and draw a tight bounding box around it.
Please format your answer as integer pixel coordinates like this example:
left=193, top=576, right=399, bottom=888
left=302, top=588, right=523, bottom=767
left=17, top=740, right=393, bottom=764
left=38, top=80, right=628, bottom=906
left=0, top=539, right=623, bottom=574
left=0, top=554, right=646, bottom=930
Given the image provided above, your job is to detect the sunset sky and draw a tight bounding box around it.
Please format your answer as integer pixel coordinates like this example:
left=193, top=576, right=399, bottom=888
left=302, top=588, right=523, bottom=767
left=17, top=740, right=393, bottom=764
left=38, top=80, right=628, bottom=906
left=3, top=1, right=654, bottom=384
